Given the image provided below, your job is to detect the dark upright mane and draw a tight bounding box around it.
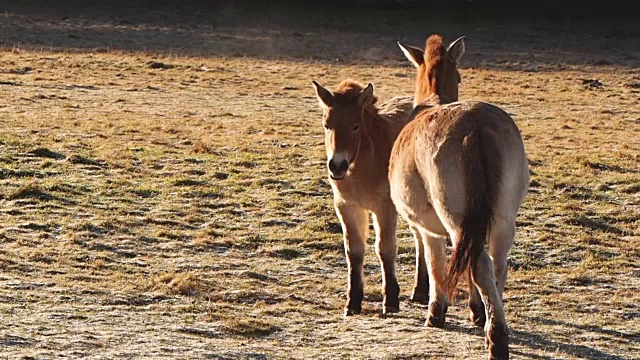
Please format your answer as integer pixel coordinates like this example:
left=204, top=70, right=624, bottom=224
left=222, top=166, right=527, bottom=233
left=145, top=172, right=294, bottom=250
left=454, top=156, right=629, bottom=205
left=425, top=34, right=445, bottom=70
left=332, top=79, right=378, bottom=107
left=424, top=34, right=447, bottom=102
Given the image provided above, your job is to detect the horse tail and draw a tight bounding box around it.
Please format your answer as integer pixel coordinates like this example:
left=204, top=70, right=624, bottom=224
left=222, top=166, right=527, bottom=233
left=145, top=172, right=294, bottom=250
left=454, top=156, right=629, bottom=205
left=447, top=127, right=499, bottom=297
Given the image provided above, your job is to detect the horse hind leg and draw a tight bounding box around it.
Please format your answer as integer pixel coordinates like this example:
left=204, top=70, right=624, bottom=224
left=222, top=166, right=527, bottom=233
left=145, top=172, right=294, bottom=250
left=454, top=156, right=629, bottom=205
left=410, top=225, right=429, bottom=304
left=488, top=217, right=516, bottom=300
left=468, top=267, right=486, bottom=327
left=471, top=250, right=509, bottom=360
left=467, top=216, right=515, bottom=328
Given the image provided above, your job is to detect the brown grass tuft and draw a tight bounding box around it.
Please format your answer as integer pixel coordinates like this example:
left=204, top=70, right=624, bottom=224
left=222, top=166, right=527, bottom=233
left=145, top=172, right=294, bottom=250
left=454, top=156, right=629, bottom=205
left=154, top=272, right=203, bottom=297
left=8, top=183, right=53, bottom=201
left=191, top=140, right=212, bottom=154
left=220, top=318, right=279, bottom=337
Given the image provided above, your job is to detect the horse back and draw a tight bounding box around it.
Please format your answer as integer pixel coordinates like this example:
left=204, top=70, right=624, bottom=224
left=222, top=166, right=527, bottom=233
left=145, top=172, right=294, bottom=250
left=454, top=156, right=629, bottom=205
left=424, top=101, right=527, bottom=216
left=390, top=100, right=528, bottom=221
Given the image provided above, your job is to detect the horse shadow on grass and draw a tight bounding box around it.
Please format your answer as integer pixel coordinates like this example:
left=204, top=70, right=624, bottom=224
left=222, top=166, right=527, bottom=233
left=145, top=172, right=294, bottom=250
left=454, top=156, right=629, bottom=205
left=318, top=290, right=634, bottom=359
left=441, top=314, right=633, bottom=359
left=379, top=297, right=635, bottom=359
left=511, top=315, right=637, bottom=360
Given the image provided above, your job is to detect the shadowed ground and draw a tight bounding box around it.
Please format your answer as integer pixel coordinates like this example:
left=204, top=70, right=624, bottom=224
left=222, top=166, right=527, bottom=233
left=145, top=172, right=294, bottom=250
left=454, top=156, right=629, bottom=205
left=1, top=1, right=639, bottom=68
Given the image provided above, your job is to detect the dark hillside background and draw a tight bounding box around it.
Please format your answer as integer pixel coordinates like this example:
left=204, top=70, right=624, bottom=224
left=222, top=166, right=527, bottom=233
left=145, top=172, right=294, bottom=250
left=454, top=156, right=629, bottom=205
left=1, top=0, right=638, bottom=68
left=1, top=0, right=638, bottom=18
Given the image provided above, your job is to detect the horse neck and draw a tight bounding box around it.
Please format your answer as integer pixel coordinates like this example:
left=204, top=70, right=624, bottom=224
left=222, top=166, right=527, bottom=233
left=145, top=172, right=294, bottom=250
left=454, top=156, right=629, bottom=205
left=416, top=93, right=444, bottom=107
left=352, top=108, right=395, bottom=174
left=415, top=73, right=458, bottom=106
left=414, top=78, right=432, bottom=106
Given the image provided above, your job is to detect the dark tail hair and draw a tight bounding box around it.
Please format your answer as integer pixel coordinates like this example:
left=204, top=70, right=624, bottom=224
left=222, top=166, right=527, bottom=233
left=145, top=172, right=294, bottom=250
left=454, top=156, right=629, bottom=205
left=446, top=129, right=498, bottom=298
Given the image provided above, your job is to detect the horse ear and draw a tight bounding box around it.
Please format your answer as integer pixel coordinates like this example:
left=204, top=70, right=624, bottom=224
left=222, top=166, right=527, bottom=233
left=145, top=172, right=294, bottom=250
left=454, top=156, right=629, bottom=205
left=357, top=83, right=375, bottom=108
left=447, top=36, right=465, bottom=64
left=312, top=80, right=333, bottom=107
left=398, top=41, right=424, bottom=68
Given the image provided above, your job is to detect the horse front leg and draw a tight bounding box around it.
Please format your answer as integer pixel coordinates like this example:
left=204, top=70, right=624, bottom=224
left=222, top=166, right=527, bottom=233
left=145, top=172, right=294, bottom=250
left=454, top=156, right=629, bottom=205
left=371, top=203, right=400, bottom=314
left=335, top=203, right=369, bottom=316
left=410, top=225, right=429, bottom=304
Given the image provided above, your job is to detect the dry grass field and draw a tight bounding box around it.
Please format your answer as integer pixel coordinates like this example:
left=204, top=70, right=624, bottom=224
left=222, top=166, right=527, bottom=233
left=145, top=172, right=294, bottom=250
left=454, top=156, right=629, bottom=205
left=1, top=2, right=639, bottom=359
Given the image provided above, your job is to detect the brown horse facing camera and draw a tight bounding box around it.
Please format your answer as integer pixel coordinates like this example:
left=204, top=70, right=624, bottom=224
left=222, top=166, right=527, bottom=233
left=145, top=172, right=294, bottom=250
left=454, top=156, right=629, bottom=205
left=311, top=79, right=428, bottom=316
left=392, top=34, right=529, bottom=359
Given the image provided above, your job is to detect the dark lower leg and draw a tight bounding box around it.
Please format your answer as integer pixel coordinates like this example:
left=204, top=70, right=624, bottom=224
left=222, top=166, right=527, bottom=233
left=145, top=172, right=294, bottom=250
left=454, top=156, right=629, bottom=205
left=471, top=251, right=509, bottom=359
left=426, top=299, right=448, bottom=328
left=345, top=253, right=364, bottom=316
left=381, top=258, right=400, bottom=314
left=422, top=233, right=448, bottom=328
left=487, top=321, right=509, bottom=360
left=373, top=208, right=400, bottom=314
left=411, top=231, right=429, bottom=304
left=468, top=267, right=486, bottom=327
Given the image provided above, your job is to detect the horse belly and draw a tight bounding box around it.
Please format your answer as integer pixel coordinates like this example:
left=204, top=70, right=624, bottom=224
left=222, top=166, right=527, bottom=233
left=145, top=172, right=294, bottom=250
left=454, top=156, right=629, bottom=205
left=389, top=166, right=448, bottom=237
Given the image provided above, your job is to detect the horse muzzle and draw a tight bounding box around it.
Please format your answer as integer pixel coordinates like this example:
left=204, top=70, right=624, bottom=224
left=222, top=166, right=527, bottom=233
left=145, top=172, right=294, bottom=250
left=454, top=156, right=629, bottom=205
left=328, top=158, right=349, bottom=180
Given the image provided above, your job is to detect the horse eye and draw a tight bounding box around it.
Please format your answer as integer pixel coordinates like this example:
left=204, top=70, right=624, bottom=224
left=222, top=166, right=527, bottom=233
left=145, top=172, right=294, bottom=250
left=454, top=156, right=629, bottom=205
left=353, top=124, right=360, bottom=131
left=324, top=124, right=330, bottom=130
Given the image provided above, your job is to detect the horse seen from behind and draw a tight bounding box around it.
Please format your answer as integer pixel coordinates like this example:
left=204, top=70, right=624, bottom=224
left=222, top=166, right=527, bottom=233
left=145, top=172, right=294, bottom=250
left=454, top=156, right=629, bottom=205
left=390, top=34, right=529, bottom=359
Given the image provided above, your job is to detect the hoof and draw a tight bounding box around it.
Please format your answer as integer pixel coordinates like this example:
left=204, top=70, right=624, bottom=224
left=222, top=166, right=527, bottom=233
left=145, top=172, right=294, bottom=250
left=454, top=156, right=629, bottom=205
left=487, top=322, right=509, bottom=360
left=470, top=310, right=486, bottom=328
left=425, top=301, right=448, bottom=328
left=383, top=292, right=400, bottom=315
left=344, top=297, right=362, bottom=317
left=383, top=279, right=400, bottom=311
left=410, top=289, right=429, bottom=304
left=344, top=291, right=363, bottom=317
left=488, top=341, right=509, bottom=360
left=383, top=304, right=399, bottom=315
left=344, top=306, right=361, bottom=317
left=469, top=302, right=486, bottom=328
